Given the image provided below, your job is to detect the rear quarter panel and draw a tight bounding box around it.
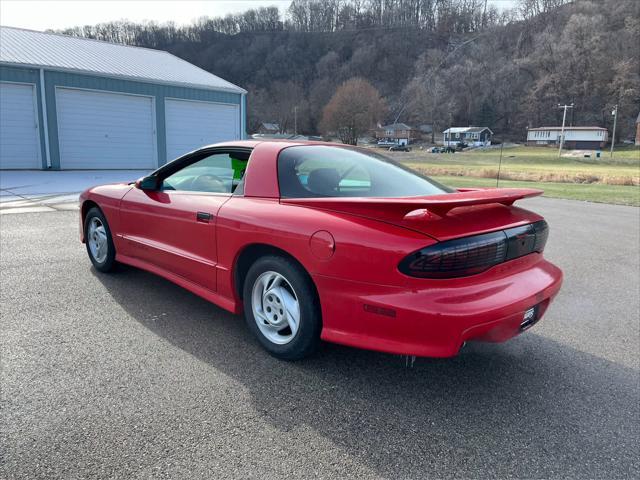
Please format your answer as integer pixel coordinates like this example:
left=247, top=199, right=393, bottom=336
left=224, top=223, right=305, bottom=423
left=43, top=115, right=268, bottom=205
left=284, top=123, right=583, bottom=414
left=215, top=197, right=435, bottom=297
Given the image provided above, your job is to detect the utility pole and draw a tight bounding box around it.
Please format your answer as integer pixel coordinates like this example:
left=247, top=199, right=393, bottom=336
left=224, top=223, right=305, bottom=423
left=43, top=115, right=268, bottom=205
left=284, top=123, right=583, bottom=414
left=610, top=104, right=618, bottom=158
left=294, top=106, right=298, bottom=136
left=558, top=103, right=574, bottom=158
left=496, top=140, right=504, bottom=188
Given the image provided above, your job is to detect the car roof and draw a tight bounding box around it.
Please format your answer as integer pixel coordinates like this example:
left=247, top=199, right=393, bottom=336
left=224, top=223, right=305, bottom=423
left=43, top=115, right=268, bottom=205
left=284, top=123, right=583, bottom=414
left=199, top=139, right=344, bottom=151
left=215, top=140, right=355, bottom=198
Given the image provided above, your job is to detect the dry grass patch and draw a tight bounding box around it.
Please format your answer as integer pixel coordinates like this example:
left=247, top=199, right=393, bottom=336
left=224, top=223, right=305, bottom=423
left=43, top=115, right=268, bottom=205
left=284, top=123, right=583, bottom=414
left=395, top=145, right=640, bottom=186
left=412, top=166, right=639, bottom=185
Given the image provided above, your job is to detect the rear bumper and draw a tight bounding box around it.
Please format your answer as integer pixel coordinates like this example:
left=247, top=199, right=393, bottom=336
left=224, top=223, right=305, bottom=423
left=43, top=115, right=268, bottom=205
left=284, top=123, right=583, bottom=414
left=314, top=253, right=563, bottom=357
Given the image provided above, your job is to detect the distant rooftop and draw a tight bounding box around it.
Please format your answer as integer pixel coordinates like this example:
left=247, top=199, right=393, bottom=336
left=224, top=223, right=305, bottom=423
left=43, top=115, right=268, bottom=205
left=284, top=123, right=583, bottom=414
left=0, top=26, right=245, bottom=94
left=381, top=123, right=412, bottom=130
left=528, top=126, right=607, bottom=131
left=443, top=126, right=493, bottom=134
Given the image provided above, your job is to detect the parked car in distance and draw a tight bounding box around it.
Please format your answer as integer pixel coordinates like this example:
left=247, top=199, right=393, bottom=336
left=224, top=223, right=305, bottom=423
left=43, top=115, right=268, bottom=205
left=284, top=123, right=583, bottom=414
left=431, top=146, right=456, bottom=153
left=389, top=145, right=411, bottom=152
left=80, top=141, right=562, bottom=360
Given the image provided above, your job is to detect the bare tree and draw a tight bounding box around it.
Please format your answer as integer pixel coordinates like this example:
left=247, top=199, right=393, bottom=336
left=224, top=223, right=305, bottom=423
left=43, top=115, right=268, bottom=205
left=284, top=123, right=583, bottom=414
left=320, top=78, right=387, bottom=144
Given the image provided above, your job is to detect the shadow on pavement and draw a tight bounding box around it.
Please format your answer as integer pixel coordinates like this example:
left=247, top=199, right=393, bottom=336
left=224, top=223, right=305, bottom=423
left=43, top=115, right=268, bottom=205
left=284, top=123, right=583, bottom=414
left=94, top=265, right=639, bottom=479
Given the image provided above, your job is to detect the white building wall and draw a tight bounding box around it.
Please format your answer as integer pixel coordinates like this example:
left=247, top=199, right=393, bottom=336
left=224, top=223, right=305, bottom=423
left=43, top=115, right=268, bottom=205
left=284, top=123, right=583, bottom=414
left=527, top=129, right=607, bottom=142
left=565, top=130, right=608, bottom=142
left=527, top=130, right=560, bottom=142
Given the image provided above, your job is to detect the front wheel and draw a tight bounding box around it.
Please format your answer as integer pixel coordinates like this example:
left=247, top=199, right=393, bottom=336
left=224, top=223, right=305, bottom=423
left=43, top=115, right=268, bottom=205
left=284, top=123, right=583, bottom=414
left=84, top=207, right=117, bottom=272
left=243, top=256, right=321, bottom=360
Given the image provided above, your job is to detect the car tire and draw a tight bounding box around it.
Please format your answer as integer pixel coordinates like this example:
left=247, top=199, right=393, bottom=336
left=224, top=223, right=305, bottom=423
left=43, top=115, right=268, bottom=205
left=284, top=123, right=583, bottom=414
left=84, top=206, right=117, bottom=273
left=243, top=255, right=321, bottom=360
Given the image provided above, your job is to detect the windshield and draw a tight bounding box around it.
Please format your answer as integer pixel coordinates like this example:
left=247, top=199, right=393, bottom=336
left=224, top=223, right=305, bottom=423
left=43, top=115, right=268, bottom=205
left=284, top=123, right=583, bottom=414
left=277, top=145, right=454, bottom=198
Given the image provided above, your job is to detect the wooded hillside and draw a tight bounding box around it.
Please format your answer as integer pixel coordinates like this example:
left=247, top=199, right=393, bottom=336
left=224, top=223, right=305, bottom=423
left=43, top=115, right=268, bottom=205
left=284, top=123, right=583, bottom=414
left=57, top=0, right=640, bottom=141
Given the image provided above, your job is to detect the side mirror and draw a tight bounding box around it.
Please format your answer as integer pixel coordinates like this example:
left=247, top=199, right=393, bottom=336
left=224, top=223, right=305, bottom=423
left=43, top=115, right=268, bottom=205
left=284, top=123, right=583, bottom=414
left=135, top=175, right=160, bottom=191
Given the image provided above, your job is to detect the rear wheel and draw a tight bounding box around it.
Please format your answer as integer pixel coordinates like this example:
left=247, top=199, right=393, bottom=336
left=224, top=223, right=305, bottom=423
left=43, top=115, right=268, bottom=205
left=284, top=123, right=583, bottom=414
left=84, top=207, right=116, bottom=272
left=243, top=255, right=321, bottom=360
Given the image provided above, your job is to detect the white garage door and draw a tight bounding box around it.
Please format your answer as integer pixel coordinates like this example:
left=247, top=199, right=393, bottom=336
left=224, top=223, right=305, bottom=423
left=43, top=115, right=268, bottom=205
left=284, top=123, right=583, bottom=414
left=56, top=88, right=156, bottom=169
left=165, top=99, right=239, bottom=161
left=0, top=82, right=41, bottom=169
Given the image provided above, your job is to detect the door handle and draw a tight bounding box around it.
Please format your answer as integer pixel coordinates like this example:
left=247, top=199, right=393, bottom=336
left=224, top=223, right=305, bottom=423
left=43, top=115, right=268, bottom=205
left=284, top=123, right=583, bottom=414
left=196, top=211, right=213, bottom=222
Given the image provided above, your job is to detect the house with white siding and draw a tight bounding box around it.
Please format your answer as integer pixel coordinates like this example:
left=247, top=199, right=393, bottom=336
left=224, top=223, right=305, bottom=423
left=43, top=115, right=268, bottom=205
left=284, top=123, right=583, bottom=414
left=443, top=127, right=492, bottom=147
left=526, top=126, right=608, bottom=149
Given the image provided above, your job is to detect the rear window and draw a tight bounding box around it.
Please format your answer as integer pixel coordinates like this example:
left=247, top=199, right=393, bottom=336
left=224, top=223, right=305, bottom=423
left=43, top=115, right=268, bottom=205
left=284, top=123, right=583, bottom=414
left=277, top=145, right=453, bottom=198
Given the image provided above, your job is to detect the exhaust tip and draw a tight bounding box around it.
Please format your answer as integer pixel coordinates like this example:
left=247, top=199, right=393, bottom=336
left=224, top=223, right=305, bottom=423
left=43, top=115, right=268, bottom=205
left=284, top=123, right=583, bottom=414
left=520, top=306, right=539, bottom=331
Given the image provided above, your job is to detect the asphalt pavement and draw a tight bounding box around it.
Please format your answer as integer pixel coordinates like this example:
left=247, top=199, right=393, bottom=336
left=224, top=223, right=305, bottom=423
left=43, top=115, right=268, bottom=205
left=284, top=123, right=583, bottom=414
left=1, top=197, right=638, bottom=479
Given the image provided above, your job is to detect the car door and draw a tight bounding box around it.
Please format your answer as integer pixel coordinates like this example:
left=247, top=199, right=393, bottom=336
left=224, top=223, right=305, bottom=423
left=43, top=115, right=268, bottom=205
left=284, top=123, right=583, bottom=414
left=119, top=150, right=247, bottom=292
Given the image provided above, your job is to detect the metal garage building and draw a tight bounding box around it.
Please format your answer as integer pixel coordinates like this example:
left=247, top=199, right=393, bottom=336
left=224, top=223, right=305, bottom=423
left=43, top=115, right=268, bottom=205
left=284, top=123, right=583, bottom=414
left=0, top=26, right=246, bottom=170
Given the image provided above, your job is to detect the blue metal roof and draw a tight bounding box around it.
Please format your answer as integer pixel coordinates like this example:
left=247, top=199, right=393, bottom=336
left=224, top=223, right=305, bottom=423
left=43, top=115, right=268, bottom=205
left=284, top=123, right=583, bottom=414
left=0, top=26, right=245, bottom=93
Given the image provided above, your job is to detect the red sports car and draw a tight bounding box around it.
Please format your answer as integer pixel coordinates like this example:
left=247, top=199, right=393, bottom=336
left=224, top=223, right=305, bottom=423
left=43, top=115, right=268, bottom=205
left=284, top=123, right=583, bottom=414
left=80, top=140, right=562, bottom=360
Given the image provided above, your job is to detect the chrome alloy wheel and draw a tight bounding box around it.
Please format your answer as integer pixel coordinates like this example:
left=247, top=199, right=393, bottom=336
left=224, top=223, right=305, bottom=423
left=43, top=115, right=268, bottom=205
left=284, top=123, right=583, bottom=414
left=87, top=217, right=108, bottom=264
left=251, top=271, right=301, bottom=345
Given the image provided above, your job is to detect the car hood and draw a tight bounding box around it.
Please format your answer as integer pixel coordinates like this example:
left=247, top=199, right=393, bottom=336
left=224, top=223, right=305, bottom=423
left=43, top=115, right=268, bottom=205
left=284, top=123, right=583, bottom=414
left=280, top=188, right=544, bottom=241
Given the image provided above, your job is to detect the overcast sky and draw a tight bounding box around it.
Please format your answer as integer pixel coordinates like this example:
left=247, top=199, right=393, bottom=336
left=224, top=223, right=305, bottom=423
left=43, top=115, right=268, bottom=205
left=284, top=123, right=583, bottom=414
left=1, top=0, right=517, bottom=32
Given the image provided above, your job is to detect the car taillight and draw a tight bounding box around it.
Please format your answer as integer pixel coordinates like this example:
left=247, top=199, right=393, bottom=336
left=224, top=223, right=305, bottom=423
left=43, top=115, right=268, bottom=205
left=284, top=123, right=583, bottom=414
left=399, top=220, right=549, bottom=279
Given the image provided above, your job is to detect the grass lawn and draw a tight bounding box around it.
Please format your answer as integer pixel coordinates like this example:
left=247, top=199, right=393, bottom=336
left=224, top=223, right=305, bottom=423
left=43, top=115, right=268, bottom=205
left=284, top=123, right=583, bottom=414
left=382, top=144, right=639, bottom=205
left=397, top=145, right=640, bottom=185
left=430, top=175, right=640, bottom=207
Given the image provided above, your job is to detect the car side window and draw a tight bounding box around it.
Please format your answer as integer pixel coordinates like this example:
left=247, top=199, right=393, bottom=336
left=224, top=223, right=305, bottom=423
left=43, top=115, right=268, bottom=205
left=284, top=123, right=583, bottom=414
left=278, top=146, right=453, bottom=198
left=338, top=164, right=371, bottom=192
left=162, top=153, right=246, bottom=194
left=287, top=156, right=372, bottom=197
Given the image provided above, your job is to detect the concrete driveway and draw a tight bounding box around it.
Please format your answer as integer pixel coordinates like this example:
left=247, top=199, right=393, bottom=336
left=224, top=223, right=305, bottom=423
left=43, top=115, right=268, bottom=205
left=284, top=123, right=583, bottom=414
left=0, top=170, right=149, bottom=214
left=1, top=197, right=638, bottom=479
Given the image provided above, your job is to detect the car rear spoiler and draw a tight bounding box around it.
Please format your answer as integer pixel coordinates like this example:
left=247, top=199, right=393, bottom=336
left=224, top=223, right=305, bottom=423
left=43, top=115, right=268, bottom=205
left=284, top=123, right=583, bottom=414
left=281, top=188, right=543, bottom=219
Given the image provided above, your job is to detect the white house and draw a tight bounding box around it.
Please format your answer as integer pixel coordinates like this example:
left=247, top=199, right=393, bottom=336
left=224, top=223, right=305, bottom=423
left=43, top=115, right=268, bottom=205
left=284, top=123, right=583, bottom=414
left=443, top=127, right=492, bottom=147
left=526, top=126, right=608, bottom=149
